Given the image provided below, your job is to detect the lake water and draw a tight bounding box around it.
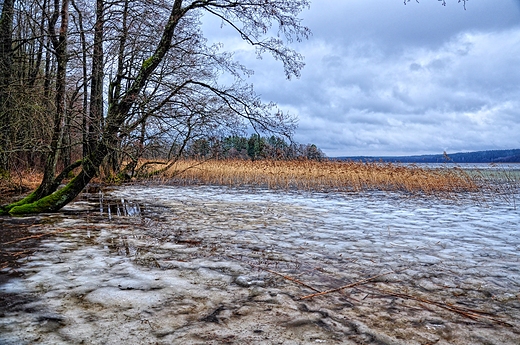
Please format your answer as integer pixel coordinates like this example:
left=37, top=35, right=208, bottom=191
left=0, top=182, right=519, bottom=344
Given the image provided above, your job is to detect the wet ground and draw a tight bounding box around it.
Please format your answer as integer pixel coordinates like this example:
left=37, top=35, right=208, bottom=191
left=0, top=184, right=519, bottom=344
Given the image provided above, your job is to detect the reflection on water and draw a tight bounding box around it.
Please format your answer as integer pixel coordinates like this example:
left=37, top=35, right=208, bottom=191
left=101, top=198, right=142, bottom=219
left=79, top=188, right=144, bottom=219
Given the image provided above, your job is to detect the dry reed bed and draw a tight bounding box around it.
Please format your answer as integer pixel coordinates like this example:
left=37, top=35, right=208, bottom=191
left=1, top=160, right=506, bottom=202
left=155, top=159, right=480, bottom=195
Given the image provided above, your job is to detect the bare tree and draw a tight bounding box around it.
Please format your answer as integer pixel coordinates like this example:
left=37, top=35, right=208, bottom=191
left=1, top=0, right=57, bottom=173
left=35, top=0, right=71, bottom=200
left=1, top=0, right=310, bottom=215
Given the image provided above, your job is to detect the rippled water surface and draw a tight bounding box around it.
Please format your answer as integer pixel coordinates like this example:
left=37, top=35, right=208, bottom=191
left=1, top=185, right=519, bottom=344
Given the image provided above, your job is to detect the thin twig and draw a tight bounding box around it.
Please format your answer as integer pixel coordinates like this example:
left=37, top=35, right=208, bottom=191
left=1, top=228, right=69, bottom=245
left=10, top=250, right=32, bottom=256
left=368, top=287, right=513, bottom=327
left=227, top=255, right=321, bottom=292
left=299, top=271, right=394, bottom=300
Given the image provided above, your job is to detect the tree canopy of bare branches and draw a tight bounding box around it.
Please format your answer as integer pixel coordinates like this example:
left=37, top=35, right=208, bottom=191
left=0, top=0, right=310, bottom=214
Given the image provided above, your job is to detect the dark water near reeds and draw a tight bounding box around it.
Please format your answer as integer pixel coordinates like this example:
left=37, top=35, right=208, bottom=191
left=0, top=176, right=519, bottom=344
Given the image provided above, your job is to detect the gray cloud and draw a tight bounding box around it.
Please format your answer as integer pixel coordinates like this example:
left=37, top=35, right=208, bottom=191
left=203, top=1, right=520, bottom=156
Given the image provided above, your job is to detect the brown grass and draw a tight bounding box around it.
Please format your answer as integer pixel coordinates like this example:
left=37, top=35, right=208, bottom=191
left=143, top=159, right=480, bottom=195
left=0, top=169, right=43, bottom=204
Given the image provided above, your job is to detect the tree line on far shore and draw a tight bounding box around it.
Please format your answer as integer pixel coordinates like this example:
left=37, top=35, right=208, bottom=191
left=111, top=134, right=325, bottom=180
left=166, top=134, right=324, bottom=161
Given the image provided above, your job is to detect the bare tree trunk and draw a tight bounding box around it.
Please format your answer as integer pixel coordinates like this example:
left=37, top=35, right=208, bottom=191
left=37, top=0, right=70, bottom=200
left=105, top=0, right=129, bottom=177
left=62, top=102, right=72, bottom=168
left=0, top=0, right=14, bottom=172
left=28, top=0, right=47, bottom=87
left=87, top=0, right=104, bottom=155
left=8, top=148, right=104, bottom=214
left=71, top=0, right=89, bottom=158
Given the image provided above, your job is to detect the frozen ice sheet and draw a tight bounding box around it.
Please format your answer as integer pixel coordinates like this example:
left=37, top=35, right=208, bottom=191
left=1, top=184, right=519, bottom=344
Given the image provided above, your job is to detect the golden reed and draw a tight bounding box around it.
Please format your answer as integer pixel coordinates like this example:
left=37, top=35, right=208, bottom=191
left=151, top=159, right=480, bottom=194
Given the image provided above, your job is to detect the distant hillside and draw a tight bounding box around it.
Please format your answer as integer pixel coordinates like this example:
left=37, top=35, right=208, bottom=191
left=335, top=149, right=520, bottom=163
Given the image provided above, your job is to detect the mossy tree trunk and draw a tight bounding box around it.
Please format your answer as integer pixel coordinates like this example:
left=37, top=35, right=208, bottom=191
left=1, top=117, right=119, bottom=215
left=6, top=147, right=106, bottom=215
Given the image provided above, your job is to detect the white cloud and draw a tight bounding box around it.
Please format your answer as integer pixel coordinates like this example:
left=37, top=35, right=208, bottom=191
left=278, top=29, right=520, bottom=156
left=202, top=1, right=520, bottom=156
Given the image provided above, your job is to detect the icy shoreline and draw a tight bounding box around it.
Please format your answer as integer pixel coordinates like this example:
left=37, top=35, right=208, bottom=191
left=1, top=185, right=519, bottom=344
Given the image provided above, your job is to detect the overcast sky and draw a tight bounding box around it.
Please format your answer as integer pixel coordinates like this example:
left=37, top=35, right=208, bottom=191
left=204, top=1, right=520, bottom=157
